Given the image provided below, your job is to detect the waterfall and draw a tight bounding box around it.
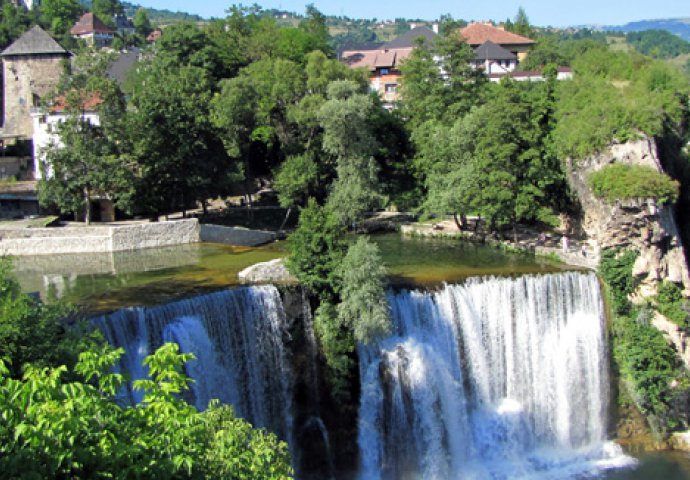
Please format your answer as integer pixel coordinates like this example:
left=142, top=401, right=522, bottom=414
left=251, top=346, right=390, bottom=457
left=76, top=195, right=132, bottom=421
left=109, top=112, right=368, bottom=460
left=358, top=271, right=633, bottom=480
left=93, top=285, right=294, bottom=443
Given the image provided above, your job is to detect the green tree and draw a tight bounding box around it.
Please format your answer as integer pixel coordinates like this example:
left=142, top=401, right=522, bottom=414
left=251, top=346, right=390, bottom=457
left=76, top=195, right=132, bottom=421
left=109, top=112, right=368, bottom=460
left=327, top=156, right=384, bottom=226
left=422, top=80, right=563, bottom=236
left=318, top=81, right=384, bottom=224
left=128, top=65, right=233, bottom=217
left=510, top=7, right=533, bottom=38
left=38, top=51, right=132, bottom=224
left=0, top=1, right=31, bottom=49
left=318, top=80, right=377, bottom=159
left=39, top=115, right=128, bottom=224
left=274, top=153, right=319, bottom=209
left=0, top=343, right=293, bottom=478
left=132, top=7, right=151, bottom=37
left=299, top=3, right=331, bottom=55
left=286, top=198, right=347, bottom=301
left=40, top=0, right=83, bottom=35
left=92, top=0, right=123, bottom=26
left=149, top=22, right=226, bottom=81
left=336, top=236, right=391, bottom=344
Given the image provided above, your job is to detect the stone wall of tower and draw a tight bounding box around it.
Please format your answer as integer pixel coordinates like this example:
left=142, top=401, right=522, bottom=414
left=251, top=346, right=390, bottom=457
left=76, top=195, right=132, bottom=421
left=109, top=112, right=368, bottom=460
left=1, top=54, right=65, bottom=139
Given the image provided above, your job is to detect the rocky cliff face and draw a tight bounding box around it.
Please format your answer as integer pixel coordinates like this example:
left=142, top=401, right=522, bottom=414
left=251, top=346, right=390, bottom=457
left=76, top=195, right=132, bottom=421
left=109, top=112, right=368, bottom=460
left=567, top=137, right=690, bottom=299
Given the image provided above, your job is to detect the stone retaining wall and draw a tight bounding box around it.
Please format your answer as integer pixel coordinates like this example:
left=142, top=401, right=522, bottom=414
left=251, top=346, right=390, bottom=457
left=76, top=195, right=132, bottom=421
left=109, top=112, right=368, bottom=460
left=199, top=224, right=275, bottom=247
left=0, top=219, right=200, bottom=256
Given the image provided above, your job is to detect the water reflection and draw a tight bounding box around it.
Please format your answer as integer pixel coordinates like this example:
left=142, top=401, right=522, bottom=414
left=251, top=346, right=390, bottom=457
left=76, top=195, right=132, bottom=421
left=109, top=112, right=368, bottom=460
left=603, top=451, right=690, bottom=479
left=13, top=233, right=573, bottom=314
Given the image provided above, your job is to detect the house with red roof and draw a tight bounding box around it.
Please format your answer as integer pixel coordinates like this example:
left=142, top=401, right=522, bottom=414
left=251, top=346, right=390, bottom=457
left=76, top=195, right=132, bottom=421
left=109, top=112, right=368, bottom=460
left=70, top=13, right=115, bottom=48
left=460, top=22, right=535, bottom=63
left=340, top=26, right=437, bottom=108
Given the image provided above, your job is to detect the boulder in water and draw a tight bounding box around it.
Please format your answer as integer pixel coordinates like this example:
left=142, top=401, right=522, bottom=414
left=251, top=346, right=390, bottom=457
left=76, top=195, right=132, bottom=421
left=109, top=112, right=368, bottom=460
left=238, top=258, right=297, bottom=284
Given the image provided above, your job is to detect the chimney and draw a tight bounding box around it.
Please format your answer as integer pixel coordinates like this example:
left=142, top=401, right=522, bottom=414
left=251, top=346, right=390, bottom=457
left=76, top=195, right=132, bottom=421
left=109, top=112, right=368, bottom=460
left=432, top=22, right=439, bottom=34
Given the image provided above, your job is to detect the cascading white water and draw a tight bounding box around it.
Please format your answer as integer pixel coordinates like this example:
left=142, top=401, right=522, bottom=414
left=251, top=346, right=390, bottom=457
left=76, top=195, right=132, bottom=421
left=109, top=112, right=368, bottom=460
left=93, top=286, right=293, bottom=443
left=358, top=271, right=633, bottom=480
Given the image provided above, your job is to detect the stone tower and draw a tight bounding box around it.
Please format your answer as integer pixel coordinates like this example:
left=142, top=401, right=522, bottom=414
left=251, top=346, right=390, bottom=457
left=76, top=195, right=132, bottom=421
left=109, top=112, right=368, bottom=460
left=1, top=25, right=68, bottom=140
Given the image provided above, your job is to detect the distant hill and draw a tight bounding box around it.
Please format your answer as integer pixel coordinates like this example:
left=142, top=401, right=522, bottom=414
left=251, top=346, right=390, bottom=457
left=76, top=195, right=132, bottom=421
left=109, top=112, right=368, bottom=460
left=604, top=18, right=690, bottom=41
left=78, top=1, right=204, bottom=24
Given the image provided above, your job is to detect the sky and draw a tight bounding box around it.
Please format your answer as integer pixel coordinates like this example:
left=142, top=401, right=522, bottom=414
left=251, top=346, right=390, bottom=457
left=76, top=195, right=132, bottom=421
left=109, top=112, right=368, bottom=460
left=135, top=0, right=688, bottom=27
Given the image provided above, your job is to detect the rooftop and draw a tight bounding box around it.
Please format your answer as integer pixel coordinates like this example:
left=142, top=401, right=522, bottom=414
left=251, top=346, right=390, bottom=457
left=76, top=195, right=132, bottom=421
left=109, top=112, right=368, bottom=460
left=383, top=26, right=436, bottom=49
left=49, top=93, right=104, bottom=113
left=70, top=13, right=115, bottom=36
left=475, top=41, right=517, bottom=61
left=1, top=25, right=68, bottom=57
left=460, top=22, right=535, bottom=46
left=340, top=26, right=436, bottom=71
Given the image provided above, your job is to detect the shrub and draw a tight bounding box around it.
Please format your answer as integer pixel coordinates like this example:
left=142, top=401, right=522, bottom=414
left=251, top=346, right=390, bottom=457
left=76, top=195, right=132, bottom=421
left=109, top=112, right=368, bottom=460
left=656, top=281, right=690, bottom=328
left=613, top=311, right=688, bottom=433
left=588, top=164, right=679, bottom=205
left=599, top=248, right=638, bottom=315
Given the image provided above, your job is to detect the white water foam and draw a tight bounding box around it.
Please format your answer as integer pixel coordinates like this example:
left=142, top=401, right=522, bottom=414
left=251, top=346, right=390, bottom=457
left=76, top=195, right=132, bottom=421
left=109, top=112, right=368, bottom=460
left=358, top=272, right=635, bottom=480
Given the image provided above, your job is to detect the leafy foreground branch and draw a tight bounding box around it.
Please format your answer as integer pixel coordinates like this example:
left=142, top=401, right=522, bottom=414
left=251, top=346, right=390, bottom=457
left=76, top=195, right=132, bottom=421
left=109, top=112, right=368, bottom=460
left=0, top=343, right=292, bottom=479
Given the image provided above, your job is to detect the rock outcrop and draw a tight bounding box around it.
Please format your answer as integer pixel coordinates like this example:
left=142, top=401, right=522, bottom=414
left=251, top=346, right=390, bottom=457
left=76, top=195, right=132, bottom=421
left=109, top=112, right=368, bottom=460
left=238, top=258, right=297, bottom=284
left=567, top=137, right=690, bottom=298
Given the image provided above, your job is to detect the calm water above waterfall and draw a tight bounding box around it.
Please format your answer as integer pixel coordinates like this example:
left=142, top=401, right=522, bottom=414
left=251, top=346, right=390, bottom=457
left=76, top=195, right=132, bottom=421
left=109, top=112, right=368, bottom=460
left=13, top=233, right=569, bottom=313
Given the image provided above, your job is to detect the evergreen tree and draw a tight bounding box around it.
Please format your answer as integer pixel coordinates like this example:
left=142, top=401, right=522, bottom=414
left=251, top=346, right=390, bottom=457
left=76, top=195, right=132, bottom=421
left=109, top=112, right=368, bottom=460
left=511, top=6, right=533, bottom=38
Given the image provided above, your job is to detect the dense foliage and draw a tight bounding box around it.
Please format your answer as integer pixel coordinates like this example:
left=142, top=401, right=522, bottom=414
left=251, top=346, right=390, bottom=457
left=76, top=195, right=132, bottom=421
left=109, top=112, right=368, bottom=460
left=336, top=236, right=390, bottom=345
left=612, top=312, right=688, bottom=433
left=655, top=281, right=690, bottom=328
left=0, top=259, right=90, bottom=379
left=588, top=164, right=680, bottom=205
left=626, top=30, right=690, bottom=59
left=553, top=50, right=689, bottom=159
left=600, top=249, right=689, bottom=435
left=286, top=203, right=391, bottom=400
left=0, top=344, right=292, bottom=478
left=598, top=248, right=638, bottom=315
left=0, top=261, right=292, bottom=478
left=286, top=199, right=347, bottom=301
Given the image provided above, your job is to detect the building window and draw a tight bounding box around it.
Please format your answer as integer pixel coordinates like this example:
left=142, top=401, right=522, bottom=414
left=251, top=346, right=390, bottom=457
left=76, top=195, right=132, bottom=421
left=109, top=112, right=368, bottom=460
left=385, top=83, right=397, bottom=93
left=379, top=68, right=389, bottom=75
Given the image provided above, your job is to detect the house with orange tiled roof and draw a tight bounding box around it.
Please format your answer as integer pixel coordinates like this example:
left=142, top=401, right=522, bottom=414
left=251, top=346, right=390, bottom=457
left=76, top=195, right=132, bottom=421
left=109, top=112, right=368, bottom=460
left=460, top=22, right=535, bottom=62
left=340, top=26, right=437, bottom=108
left=70, top=12, right=115, bottom=48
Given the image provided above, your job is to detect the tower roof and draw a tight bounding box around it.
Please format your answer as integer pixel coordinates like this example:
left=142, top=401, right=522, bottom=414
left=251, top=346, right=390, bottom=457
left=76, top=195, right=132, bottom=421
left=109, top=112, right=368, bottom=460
left=1, top=25, right=68, bottom=57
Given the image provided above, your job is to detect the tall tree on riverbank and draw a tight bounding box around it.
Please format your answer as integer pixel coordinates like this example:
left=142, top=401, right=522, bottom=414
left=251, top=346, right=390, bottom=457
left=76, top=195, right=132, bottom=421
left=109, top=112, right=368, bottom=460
left=38, top=52, right=133, bottom=224
left=127, top=65, right=233, bottom=217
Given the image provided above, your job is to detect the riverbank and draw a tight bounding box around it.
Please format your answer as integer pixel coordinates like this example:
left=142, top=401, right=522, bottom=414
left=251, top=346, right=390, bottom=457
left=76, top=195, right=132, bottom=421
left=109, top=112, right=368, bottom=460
left=401, top=220, right=599, bottom=270
left=0, top=219, right=200, bottom=256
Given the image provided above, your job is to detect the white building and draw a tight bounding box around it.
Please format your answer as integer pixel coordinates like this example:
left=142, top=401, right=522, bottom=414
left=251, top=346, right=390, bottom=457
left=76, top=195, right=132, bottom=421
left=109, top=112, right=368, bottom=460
left=31, top=101, right=100, bottom=179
